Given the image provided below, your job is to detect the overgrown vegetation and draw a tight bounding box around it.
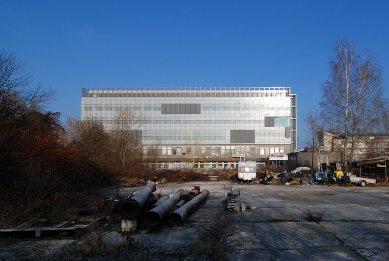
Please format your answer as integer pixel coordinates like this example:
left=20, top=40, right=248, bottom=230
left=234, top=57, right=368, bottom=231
left=139, top=168, right=235, bottom=185
left=1, top=51, right=237, bottom=228
left=0, top=52, right=112, bottom=227
left=190, top=210, right=236, bottom=261
left=39, top=231, right=152, bottom=260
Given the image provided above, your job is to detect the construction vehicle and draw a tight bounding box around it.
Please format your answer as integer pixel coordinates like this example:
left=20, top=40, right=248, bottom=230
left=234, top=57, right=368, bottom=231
left=238, top=161, right=257, bottom=181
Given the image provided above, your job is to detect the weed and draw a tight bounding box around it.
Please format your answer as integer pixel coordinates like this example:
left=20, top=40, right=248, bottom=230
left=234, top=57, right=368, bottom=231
left=304, top=210, right=324, bottom=223
left=191, top=210, right=235, bottom=261
left=80, top=230, right=110, bottom=256
left=79, top=230, right=152, bottom=260
left=43, top=241, right=79, bottom=261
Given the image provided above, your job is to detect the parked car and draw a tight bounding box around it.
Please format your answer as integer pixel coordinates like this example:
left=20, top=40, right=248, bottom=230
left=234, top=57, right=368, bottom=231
left=291, top=167, right=311, bottom=174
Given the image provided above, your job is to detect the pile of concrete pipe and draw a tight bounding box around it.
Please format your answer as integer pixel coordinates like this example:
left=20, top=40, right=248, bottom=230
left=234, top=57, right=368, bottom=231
left=119, top=182, right=157, bottom=219
left=110, top=183, right=210, bottom=229
left=168, top=189, right=209, bottom=226
left=143, top=189, right=189, bottom=227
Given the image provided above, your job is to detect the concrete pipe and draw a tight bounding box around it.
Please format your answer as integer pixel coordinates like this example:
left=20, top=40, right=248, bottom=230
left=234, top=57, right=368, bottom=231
left=152, top=195, right=169, bottom=208
left=168, top=189, right=209, bottom=226
left=120, top=182, right=156, bottom=219
left=143, top=189, right=189, bottom=228
left=176, top=199, right=188, bottom=208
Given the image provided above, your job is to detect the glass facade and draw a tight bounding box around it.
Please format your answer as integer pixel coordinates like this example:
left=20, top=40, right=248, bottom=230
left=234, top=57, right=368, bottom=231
left=81, top=87, right=297, bottom=159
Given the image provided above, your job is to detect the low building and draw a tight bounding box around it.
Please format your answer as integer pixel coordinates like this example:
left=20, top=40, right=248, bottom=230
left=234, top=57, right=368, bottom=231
left=318, top=131, right=389, bottom=161
left=288, top=150, right=339, bottom=171
left=288, top=131, right=389, bottom=171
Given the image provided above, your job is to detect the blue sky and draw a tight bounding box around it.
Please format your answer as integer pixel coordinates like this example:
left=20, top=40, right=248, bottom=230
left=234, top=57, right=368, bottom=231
left=1, top=0, right=388, bottom=147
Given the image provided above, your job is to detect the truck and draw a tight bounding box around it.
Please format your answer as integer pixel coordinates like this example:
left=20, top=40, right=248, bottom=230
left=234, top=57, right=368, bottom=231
left=238, top=161, right=257, bottom=181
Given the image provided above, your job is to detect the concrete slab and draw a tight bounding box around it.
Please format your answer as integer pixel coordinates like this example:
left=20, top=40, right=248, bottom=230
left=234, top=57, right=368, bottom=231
left=118, top=182, right=389, bottom=260
left=231, top=222, right=342, bottom=250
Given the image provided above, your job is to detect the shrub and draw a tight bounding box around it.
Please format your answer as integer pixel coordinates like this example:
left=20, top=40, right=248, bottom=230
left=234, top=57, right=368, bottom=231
left=304, top=210, right=324, bottom=223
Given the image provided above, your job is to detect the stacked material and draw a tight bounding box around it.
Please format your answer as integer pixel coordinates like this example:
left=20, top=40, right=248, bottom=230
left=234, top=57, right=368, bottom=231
left=225, top=190, right=244, bottom=212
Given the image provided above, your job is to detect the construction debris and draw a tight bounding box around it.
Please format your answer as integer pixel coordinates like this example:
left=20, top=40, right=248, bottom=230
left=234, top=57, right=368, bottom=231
left=143, top=189, right=189, bottom=228
left=119, top=182, right=156, bottom=219
left=0, top=217, right=107, bottom=239
left=109, top=184, right=209, bottom=230
left=225, top=190, right=246, bottom=212
left=168, top=189, right=210, bottom=226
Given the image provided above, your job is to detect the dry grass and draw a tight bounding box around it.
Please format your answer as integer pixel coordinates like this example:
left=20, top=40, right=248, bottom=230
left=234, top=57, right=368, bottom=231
left=36, top=231, right=183, bottom=260
left=304, top=210, right=324, bottom=223
left=80, top=230, right=110, bottom=256
left=138, top=168, right=235, bottom=184
left=190, top=210, right=235, bottom=261
left=79, top=230, right=152, bottom=260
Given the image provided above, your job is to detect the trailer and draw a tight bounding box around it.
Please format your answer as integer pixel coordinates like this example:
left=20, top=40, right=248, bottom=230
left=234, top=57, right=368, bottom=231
left=348, top=175, right=376, bottom=187
left=238, top=161, right=257, bottom=181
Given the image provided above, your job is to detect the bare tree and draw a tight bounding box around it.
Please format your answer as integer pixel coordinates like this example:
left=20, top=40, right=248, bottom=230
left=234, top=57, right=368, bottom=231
left=318, top=41, right=386, bottom=165
left=0, top=52, right=53, bottom=110
left=65, top=117, right=111, bottom=163
left=305, top=114, right=322, bottom=147
left=145, top=137, right=161, bottom=166
left=111, top=109, right=143, bottom=173
left=0, top=52, right=28, bottom=92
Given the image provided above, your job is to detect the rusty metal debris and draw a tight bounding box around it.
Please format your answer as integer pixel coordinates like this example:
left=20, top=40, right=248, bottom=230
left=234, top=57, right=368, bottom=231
left=0, top=217, right=107, bottom=239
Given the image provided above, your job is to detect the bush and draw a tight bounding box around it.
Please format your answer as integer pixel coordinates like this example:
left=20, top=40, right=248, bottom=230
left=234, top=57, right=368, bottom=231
left=190, top=210, right=235, bottom=261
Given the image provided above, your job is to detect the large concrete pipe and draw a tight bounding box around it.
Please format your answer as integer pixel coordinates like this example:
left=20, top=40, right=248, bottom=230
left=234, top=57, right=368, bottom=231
left=143, top=189, right=189, bottom=228
left=176, top=199, right=188, bottom=208
left=168, top=189, right=210, bottom=226
left=152, top=195, right=169, bottom=208
left=119, top=182, right=156, bottom=219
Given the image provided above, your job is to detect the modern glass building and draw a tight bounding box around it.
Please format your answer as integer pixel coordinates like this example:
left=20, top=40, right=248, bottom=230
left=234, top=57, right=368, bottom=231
left=81, top=87, right=297, bottom=162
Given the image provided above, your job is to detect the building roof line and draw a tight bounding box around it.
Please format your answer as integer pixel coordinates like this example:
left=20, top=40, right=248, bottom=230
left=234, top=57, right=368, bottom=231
left=82, top=86, right=291, bottom=92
